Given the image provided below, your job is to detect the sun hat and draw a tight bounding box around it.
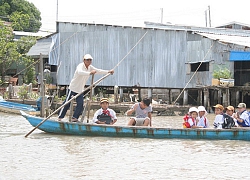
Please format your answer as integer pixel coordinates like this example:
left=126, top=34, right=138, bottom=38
left=83, top=54, right=93, bottom=60
left=100, top=98, right=109, bottom=103
left=213, top=104, right=224, bottom=111
left=237, top=103, right=246, bottom=108
left=225, top=106, right=234, bottom=111
left=198, top=106, right=207, bottom=112
left=189, top=107, right=199, bottom=113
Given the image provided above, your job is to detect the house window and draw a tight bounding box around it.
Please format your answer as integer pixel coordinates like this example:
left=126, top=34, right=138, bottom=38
left=191, top=62, right=209, bottom=72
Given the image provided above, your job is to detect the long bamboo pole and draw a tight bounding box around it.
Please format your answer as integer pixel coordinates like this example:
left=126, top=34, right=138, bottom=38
left=25, top=73, right=111, bottom=138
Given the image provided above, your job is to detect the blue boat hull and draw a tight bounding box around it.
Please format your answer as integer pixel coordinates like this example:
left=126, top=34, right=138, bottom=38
left=21, top=111, right=250, bottom=141
left=0, top=100, right=38, bottom=114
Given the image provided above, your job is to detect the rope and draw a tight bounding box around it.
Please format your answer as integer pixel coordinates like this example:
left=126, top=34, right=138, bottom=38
left=172, top=41, right=215, bottom=105
left=12, top=60, right=40, bottom=78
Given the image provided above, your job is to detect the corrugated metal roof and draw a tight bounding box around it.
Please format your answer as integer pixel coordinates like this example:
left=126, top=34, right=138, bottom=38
left=196, top=32, right=250, bottom=47
left=144, top=21, right=250, bottom=37
left=27, top=38, right=52, bottom=58
left=13, top=31, right=53, bottom=38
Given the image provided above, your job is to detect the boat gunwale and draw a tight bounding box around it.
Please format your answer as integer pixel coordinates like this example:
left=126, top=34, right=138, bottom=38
left=21, top=111, right=250, bottom=132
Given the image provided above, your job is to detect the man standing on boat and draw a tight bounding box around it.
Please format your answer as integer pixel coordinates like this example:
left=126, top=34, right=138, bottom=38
left=58, top=54, right=114, bottom=122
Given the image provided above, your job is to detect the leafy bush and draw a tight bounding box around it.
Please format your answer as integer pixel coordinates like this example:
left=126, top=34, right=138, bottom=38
left=18, top=85, right=28, bottom=100
left=213, top=67, right=232, bottom=79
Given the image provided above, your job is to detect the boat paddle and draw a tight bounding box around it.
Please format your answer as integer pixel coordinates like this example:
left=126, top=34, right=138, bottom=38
left=24, top=73, right=111, bottom=138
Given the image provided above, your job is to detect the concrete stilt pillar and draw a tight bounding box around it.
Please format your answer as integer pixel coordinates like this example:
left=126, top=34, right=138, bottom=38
left=148, top=88, right=152, bottom=102
left=204, top=89, right=208, bottom=108
left=119, top=87, right=123, bottom=102
left=183, top=90, right=188, bottom=105
left=114, top=85, right=119, bottom=104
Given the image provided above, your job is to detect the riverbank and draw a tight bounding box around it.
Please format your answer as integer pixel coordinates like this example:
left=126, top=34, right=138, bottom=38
left=6, top=98, right=190, bottom=116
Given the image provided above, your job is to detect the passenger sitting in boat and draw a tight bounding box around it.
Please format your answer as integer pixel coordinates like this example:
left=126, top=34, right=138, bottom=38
left=183, top=107, right=199, bottom=128
left=233, top=103, right=250, bottom=127
left=225, top=106, right=238, bottom=127
left=197, top=106, right=209, bottom=128
left=213, top=104, right=224, bottom=129
left=126, top=98, right=152, bottom=127
left=93, top=98, right=117, bottom=125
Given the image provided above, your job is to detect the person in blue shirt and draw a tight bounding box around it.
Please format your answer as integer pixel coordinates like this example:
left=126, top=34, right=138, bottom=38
left=233, top=103, right=250, bottom=127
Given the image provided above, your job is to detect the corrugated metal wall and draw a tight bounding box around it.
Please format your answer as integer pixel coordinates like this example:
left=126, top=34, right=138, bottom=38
left=55, top=22, right=236, bottom=89
left=56, top=22, right=188, bottom=88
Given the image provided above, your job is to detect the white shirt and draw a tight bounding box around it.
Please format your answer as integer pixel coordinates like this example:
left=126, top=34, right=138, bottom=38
left=213, top=114, right=224, bottom=128
left=188, top=117, right=196, bottom=127
left=69, top=63, right=108, bottom=93
left=93, top=108, right=117, bottom=123
left=239, top=110, right=250, bottom=126
left=197, top=116, right=209, bottom=128
left=132, top=103, right=152, bottom=118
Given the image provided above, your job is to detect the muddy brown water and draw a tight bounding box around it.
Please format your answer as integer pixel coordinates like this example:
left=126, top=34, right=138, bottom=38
left=0, top=112, right=250, bottom=180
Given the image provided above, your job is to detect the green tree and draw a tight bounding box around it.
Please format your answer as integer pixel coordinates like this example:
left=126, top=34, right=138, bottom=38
left=0, top=0, right=41, bottom=32
left=0, top=22, right=19, bottom=83
left=16, top=36, right=37, bottom=84
left=0, top=21, right=37, bottom=85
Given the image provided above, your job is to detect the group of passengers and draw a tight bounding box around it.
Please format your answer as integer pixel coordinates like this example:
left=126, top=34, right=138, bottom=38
left=93, top=97, right=152, bottom=126
left=56, top=53, right=250, bottom=129
left=184, top=103, right=250, bottom=129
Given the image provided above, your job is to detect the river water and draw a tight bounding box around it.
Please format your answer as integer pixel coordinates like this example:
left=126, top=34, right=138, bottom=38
left=0, top=112, right=250, bottom=180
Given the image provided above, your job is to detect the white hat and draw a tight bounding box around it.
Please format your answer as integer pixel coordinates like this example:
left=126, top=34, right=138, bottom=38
left=83, top=54, right=93, bottom=60
left=198, top=106, right=206, bottom=112
left=237, top=103, right=246, bottom=108
left=189, top=107, right=199, bottom=113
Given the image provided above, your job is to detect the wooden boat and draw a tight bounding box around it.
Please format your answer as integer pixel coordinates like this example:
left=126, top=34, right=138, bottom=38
left=21, top=111, right=250, bottom=141
left=0, top=99, right=39, bottom=115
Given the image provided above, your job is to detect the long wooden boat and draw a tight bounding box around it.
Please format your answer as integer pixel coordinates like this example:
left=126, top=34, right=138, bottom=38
left=0, top=99, right=39, bottom=115
left=21, top=111, right=250, bottom=141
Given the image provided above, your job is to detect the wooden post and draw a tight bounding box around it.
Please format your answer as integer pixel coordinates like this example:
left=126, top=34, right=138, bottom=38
left=241, top=91, right=244, bottom=102
left=8, top=83, right=13, bottom=99
left=40, top=79, right=46, bottom=117
left=138, top=86, right=142, bottom=102
left=114, top=85, right=119, bottom=104
left=39, top=54, right=45, bottom=117
left=119, top=87, right=123, bottom=102
left=87, top=75, right=94, bottom=123
left=222, top=90, right=227, bottom=107
left=207, top=90, right=211, bottom=113
left=198, top=89, right=203, bottom=105
left=183, top=90, right=188, bottom=105
left=169, top=89, right=172, bottom=104
left=226, top=88, right=230, bottom=105
left=213, top=89, right=218, bottom=105
left=236, top=91, right=240, bottom=106
left=218, top=89, right=222, bottom=104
